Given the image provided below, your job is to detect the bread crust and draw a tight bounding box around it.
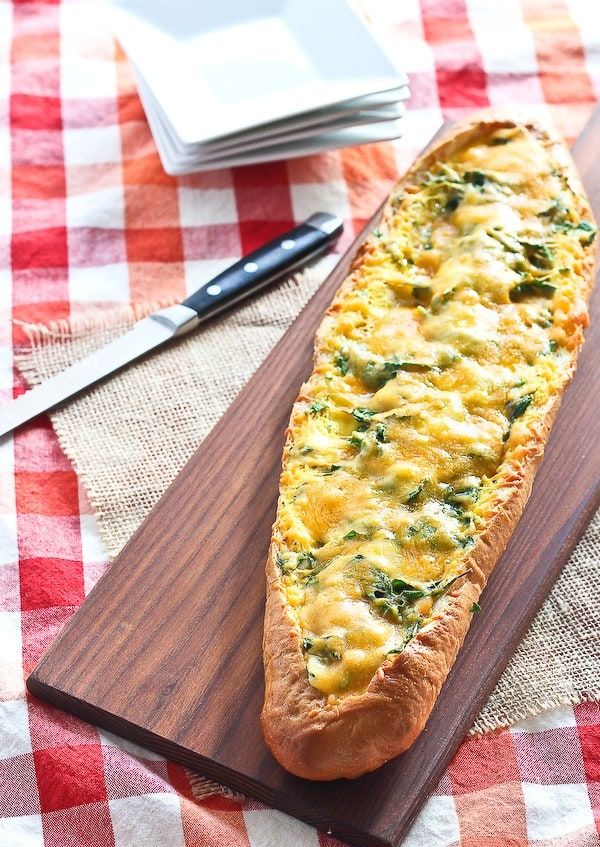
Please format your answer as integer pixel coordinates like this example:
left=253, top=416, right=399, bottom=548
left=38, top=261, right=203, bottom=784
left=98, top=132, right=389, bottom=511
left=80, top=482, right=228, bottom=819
left=261, top=109, right=597, bottom=781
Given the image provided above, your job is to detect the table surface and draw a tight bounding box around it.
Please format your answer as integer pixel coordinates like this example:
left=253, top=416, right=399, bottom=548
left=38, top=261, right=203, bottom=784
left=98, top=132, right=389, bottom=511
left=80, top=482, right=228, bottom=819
left=1, top=1, right=600, bottom=847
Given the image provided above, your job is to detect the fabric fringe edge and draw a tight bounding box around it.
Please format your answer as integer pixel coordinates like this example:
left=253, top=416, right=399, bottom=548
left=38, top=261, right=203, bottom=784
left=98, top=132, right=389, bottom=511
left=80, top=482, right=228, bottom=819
left=469, top=687, right=600, bottom=735
left=186, top=770, right=245, bottom=804
left=13, top=299, right=176, bottom=352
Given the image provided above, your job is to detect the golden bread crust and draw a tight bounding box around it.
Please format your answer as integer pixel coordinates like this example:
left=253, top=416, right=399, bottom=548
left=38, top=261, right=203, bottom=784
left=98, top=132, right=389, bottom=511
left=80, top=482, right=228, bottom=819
left=261, top=109, right=597, bottom=780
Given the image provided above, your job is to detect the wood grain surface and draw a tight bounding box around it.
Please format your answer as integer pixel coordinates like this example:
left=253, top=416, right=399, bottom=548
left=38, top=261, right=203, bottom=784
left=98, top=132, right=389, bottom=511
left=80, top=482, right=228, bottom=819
left=28, top=110, right=600, bottom=847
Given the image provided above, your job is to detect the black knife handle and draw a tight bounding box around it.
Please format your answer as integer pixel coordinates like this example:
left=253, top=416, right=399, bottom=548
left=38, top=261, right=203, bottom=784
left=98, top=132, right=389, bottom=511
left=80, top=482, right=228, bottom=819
left=181, top=212, right=343, bottom=322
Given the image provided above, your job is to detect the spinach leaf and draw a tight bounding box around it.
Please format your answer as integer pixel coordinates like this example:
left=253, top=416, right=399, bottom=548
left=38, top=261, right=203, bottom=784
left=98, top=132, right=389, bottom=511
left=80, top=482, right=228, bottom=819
left=538, top=198, right=569, bottom=222
left=302, top=635, right=344, bottom=663
left=519, top=239, right=554, bottom=269
left=406, top=520, right=437, bottom=541
left=375, top=423, right=388, bottom=443
left=383, top=358, right=432, bottom=377
left=427, top=570, right=472, bottom=597
left=365, top=568, right=471, bottom=624
left=421, top=166, right=465, bottom=212
left=334, top=352, right=349, bottom=375
left=464, top=170, right=486, bottom=187
left=553, top=218, right=596, bottom=245
left=444, top=192, right=463, bottom=212
left=309, top=400, right=327, bottom=415
left=297, top=550, right=317, bottom=571
left=360, top=357, right=433, bottom=388
left=352, top=407, right=376, bottom=431
left=366, top=571, right=420, bottom=620
left=509, top=279, right=556, bottom=301
left=276, top=553, right=289, bottom=575
left=405, top=481, right=425, bottom=505
left=444, top=482, right=480, bottom=509
left=388, top=621, right=420, bottom=654
left=572, top=220, right=597, bottom=245
left=506, top=393, right=533, bottom=421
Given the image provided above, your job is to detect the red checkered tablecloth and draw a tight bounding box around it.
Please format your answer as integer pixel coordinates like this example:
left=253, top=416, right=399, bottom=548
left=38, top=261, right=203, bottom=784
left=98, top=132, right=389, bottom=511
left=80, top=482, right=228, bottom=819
left=1, top=1, right=600, bottom=845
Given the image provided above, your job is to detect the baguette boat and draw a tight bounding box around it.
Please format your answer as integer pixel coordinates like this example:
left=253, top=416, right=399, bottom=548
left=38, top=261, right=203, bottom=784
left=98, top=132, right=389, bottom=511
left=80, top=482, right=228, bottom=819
left=261, top=111, right=597, bottom=780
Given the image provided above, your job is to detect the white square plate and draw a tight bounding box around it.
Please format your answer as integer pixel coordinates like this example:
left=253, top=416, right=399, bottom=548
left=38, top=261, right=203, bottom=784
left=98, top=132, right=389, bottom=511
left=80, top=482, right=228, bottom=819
left=143, top=88, right=405, bottom=175
left=136, top=70, right=407, bottom=158
left=110, top=0, right=407, bottom=145
left=163, top=85, right=410, bottom=155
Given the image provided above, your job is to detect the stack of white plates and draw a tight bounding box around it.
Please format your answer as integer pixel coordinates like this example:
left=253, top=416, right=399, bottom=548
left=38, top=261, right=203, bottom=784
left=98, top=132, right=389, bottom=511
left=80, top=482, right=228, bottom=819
left=109, top=0, right=409, bottom=174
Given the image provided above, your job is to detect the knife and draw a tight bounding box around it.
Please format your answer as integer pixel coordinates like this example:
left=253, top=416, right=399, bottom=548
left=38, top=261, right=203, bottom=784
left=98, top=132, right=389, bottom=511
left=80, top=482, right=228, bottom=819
left=1, top=212, right=343, bottom=438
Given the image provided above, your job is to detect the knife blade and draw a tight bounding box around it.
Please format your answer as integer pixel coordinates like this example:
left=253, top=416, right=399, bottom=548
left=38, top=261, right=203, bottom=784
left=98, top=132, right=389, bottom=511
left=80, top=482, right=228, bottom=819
left=1, top=212, right=343, bottom=438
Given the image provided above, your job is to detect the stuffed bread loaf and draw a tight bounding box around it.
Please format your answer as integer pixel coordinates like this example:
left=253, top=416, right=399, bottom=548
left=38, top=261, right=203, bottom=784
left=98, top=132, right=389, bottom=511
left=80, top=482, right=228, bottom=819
left=261, top=110, right=597, bottom=780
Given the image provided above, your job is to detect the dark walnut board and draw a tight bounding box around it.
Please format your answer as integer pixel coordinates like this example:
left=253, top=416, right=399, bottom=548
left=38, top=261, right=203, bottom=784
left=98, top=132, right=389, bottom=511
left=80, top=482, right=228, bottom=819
left=28, top=110, right=600, bottom=847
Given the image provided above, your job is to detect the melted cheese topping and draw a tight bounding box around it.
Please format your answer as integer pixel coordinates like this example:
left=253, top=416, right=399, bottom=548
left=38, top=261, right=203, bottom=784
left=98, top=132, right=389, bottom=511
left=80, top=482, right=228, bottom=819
left=273, top=125, right=595, bottom=702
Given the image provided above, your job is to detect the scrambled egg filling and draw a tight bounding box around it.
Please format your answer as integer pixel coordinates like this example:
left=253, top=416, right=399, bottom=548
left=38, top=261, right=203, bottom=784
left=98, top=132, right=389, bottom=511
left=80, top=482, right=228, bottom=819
left=274, top=125, right=595, bottom=700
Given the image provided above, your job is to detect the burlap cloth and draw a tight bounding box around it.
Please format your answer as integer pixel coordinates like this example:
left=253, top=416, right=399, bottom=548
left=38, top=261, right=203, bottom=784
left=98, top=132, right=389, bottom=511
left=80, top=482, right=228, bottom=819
left=16, top=264, right=600, bottom=740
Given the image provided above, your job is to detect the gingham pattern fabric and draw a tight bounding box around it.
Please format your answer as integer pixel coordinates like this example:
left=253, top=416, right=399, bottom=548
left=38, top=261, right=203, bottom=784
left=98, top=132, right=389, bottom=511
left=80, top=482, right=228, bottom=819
left=1, top=1, right=599, bottom=846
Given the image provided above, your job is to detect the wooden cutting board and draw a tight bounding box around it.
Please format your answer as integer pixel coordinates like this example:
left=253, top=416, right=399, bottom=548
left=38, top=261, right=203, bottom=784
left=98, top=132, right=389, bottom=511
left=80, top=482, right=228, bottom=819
left=28, top=111, right=600, bottom=847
